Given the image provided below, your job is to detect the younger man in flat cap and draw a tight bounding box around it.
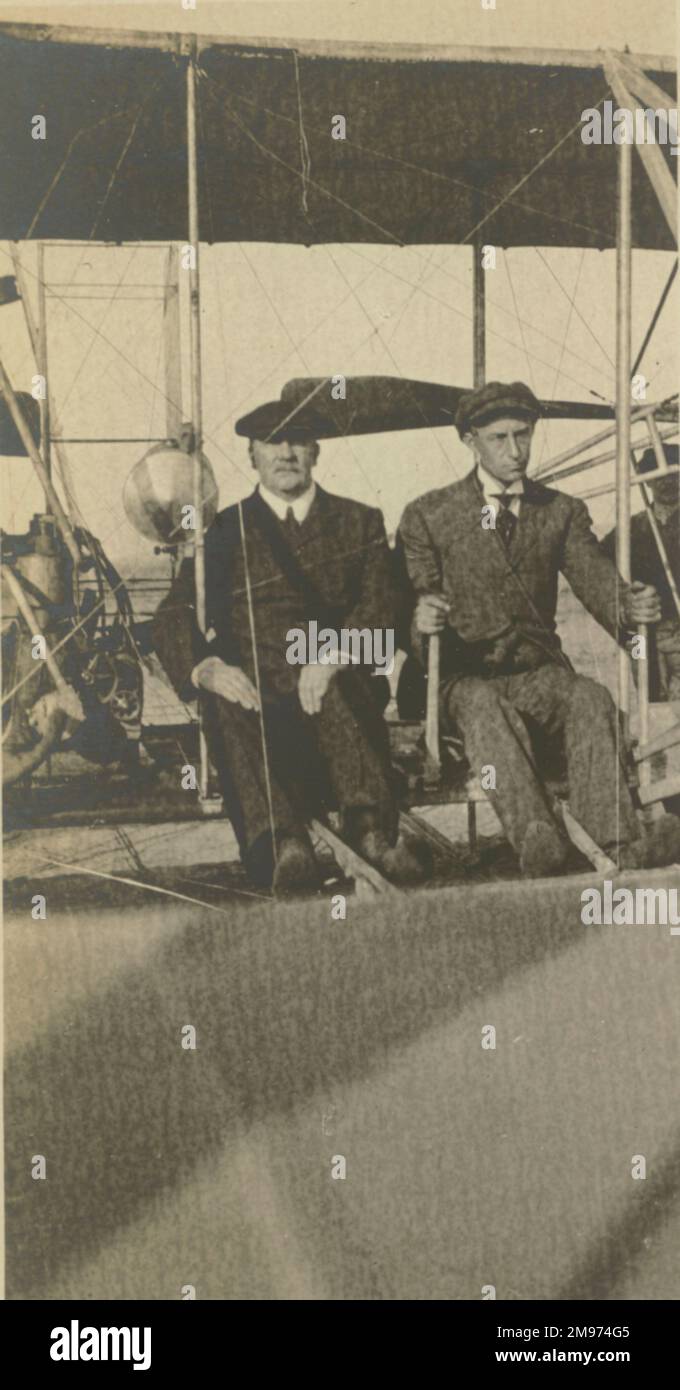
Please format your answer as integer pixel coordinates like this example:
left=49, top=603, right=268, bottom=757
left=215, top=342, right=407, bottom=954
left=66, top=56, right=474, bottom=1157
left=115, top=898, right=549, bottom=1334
left=397, top=380, right=680, bottom=875
left=153, top=399, right=424, bottom=893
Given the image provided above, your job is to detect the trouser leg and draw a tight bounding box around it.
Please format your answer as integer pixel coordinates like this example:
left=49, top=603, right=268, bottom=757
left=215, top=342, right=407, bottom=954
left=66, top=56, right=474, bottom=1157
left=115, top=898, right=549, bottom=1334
left=312, top=669, right=399, bottom=843
left=202, top=671, right=398, bottom=864
left=443, top=675, right=555, bottom=852
left=201, top=694, right=305, bottom=860
left=505, top=666, right=639, bottom=849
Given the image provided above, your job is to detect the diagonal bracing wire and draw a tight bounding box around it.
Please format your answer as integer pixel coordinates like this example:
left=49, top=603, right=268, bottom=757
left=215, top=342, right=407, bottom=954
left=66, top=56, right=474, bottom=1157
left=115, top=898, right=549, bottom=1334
left=503, top=248, right=551, bottom=461
left=535, top=249, right=588, bottom=468
left=218, top=76, right=614, bottom=246
left=200, top=70, right=615, bottom=400
left=534, top=246, right=615, bottom=370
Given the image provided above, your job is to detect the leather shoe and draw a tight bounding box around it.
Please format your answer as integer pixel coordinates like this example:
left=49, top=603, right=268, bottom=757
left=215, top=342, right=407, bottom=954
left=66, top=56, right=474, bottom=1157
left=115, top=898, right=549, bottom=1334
left=611, top=838, right=648, bottom=871
left=272, top=833, right=322, bottom=897
left=519, top=819, right=570, bottom=878
left=613, top=813, right=680, bottom=871
left=357, top=828, right=432, bottom=886
left=644, top=812, right=680, bottom=868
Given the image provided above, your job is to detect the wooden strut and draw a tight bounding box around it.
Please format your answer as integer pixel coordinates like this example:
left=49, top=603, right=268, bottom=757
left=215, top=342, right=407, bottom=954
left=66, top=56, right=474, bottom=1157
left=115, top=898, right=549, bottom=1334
left=615, top=132, right=633, bottom=726
left=186, top=44, right=210, bottom=804
left=0, top=355, right=81, bottom=570
left=162, top=243, right=183, bottom=441
left=36, top=241, right=51, bottom=489
left=424, top=634, right=441, bottom=785
left=1, top=563, right=84, bottom=723
left=605, top=54, right=678, bottom=243
left=10, top=243, right=87, bottom=535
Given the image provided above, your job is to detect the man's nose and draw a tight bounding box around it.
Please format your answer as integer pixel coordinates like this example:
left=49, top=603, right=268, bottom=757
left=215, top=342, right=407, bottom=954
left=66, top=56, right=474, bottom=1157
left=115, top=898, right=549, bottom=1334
left=508, top=436, right=522, bottom=459
left=277, top=442, right=296, bottom=459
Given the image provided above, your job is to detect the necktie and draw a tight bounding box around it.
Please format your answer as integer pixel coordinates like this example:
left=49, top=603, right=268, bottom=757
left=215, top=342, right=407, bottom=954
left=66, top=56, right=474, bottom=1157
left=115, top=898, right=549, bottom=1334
left=283, top=505, right=300, bottom=542
left=493, top=493, right=517, bottom=547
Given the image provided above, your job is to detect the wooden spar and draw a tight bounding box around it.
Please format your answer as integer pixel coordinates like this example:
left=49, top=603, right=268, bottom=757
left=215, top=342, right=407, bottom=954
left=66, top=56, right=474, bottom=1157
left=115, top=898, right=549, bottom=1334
left=0, top=356, right=81, bottom=569
left=533, top=400, right=676, bottom=478
left=186, top=43, right=209, bottom=802
left=540, top=427, right=678, bottom=486
left=36, top=241, right=51, bottom=491
left=606, top=56, right=675, bottom=241
left=617, top=53, right=679, bottom=112
left=634, top=719, right=680, bottom=761
left=637, top=772, right=680, bottom=806
left=615, top=133, right=633, bottom=724
left=0, top=22, right=675, bottom=71
left=579, top=463, right=678, bottom=500
left=162, top=244, right=183, bottom=440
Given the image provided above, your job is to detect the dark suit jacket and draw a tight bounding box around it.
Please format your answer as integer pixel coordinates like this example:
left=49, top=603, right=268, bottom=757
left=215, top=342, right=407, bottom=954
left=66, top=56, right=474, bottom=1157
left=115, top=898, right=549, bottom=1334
left=152, top=485, right=396, bottom=700
left=397, top=468, right=630, bottom=680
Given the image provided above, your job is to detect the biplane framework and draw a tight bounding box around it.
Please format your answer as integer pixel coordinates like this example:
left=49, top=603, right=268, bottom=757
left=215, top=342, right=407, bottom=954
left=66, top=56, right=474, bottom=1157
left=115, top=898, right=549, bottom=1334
left=1, top=20, right=679, bottom=896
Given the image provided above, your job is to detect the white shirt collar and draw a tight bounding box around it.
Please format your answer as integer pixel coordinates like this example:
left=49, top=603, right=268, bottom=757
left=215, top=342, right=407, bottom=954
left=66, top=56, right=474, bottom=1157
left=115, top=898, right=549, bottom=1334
left=258, top=481, right=316, bottom=523
left=476, top=463, right=525, bottom=502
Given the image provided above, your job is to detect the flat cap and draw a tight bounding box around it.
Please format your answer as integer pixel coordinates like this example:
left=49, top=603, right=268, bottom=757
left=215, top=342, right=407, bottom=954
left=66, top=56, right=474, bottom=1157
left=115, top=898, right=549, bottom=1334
left=455, top=380, right=542, bottom=437
left=235, top=399, right=325, bottom=443
left=638, top=444, right=679, bottom=474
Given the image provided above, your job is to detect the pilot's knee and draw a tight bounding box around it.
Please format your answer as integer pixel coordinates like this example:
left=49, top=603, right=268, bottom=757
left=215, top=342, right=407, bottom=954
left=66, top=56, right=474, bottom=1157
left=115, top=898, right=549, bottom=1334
left=445, top=677, right=504, bottom=730
left=570, top=675, right=614, bottom=718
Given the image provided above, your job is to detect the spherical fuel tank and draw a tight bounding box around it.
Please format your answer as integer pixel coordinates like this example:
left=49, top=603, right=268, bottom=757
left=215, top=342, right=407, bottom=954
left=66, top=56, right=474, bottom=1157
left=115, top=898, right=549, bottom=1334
left=123, top=441, right=218, bottom=544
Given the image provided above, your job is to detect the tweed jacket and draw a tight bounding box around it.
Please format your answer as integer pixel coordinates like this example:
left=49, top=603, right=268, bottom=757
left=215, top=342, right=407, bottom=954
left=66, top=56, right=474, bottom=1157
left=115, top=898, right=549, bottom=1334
left=396, top=468, right=630, bottom=679
left=152, top=484, right=396, bottom=699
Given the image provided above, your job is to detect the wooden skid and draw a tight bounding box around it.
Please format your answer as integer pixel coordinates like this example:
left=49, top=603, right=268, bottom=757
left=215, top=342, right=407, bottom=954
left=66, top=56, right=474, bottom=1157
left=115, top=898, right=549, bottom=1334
left=634, top=720, right=680, bottom=762
left=559, top=802, right=617, bottom=874
left=400, top=810, right=459, bottom=863
left=637, top=773, right=680, bottom=807
left=309, top=818, right=394, bottom=895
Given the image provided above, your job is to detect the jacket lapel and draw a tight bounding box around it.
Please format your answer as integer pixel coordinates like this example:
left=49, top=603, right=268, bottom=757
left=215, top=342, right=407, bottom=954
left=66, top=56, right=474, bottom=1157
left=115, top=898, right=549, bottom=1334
left=297, top=482, right=330, bottom=540
left=452, top=469, right=515, bottom=582
left=510, top=478, right=552, bottom=568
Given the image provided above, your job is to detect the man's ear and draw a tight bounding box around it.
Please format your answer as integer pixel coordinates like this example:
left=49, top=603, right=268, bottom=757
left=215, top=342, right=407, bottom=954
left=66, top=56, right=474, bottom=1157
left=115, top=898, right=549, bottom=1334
left=462, top=430, right=477, bottom=457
